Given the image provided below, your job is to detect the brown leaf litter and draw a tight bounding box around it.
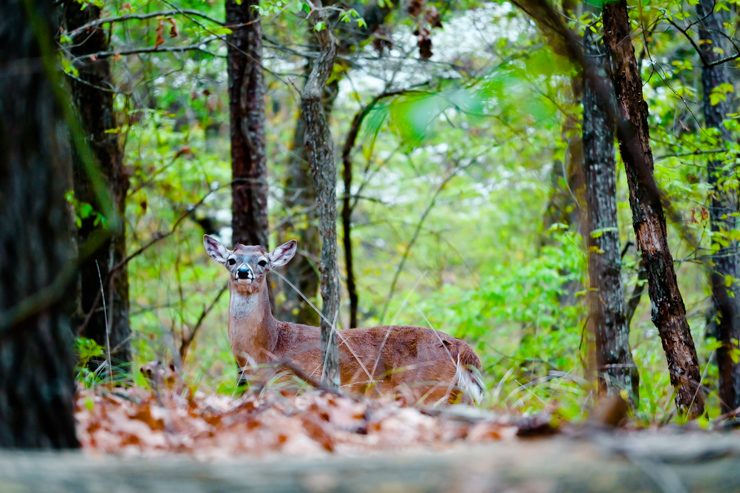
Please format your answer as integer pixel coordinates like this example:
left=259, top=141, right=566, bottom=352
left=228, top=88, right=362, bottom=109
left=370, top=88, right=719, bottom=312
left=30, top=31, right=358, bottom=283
left=75, top=385, right=555, bottom=459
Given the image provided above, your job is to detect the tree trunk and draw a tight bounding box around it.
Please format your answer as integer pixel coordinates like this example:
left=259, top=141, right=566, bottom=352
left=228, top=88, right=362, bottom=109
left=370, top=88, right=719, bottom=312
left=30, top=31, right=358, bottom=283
left=603, top=0, right=704, bottom=417
left=302, top=8, right=340, bottom=389
left=697, top=0, right=740, bottom=413
left=227, top=0, right=269, bottom=250
left=63, top=2, right=130, bottom=372
left=582, top=24, right=638, bottom=400
left=280, top=2, right=393, bottom=326
left=341, top=109, right=362, bottom=328
left=0, top=0, right=79, bottom=448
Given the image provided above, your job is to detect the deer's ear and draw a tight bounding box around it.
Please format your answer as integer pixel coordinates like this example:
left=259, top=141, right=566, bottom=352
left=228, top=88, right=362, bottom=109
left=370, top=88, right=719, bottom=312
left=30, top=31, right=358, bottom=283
left=269, top=240, right=297, bottom=267
left=203, top=235, right=230, bottom=264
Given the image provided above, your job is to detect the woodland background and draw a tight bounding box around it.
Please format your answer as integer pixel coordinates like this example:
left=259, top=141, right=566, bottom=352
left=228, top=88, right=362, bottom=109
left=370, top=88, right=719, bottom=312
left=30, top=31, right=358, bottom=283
left=3, top=0, right=740, bottom=451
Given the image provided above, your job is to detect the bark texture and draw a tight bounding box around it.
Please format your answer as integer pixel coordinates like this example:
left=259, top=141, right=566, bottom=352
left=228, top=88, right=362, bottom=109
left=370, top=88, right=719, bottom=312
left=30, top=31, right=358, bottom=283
left=0, top=0, right=79, bottom=448
left=227, top=0, right=269, bottom=249
left=63, top=1, right=131, bottom=371
left=603, top=0, right=704, bottom=416
left=302, top=7, right=341, bottom=389
left=582, top=26, right=638, bottom=400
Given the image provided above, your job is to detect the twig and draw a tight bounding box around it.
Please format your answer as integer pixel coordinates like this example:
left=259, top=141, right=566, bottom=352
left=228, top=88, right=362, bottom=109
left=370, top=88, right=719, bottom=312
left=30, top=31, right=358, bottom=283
left=179, top=282, right=229, bottom=360
left=341, top=89, right=408, bottom=327
left=379, top=159, right=474, bottom=323
left=63, top=9, right=225, bottom=39
left=77, top=187, right=217, bottom=336
left=95, top=261, right=112, bottom=384
left=626, top=258, right=647, bottom=328
left=654, top=148, right=729, bottom=160
left=666, top=18, right=740, bottom=68
left=72, top=35, right=220, bottom=61
left=272, top=358, right=344, bottom=397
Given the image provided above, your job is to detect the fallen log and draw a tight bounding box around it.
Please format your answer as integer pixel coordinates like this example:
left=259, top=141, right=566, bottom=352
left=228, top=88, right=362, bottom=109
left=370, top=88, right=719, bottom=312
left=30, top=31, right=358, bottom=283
left=2, top=433, right=740, bottom=492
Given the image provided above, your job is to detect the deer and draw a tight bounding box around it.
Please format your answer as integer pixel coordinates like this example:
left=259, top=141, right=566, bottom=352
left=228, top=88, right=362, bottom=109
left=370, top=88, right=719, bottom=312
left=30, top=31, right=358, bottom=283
left=203, top=234, right=484, bottom=405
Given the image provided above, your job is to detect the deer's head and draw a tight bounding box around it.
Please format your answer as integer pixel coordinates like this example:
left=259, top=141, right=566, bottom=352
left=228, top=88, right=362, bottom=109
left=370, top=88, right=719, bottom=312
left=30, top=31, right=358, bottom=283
left=203, top=235, right=297, bottom=294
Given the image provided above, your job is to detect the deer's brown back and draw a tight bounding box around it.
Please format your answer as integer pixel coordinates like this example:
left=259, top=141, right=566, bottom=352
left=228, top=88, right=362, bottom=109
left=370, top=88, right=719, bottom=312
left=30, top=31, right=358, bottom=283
left=273, top=322, right=479, bottom=402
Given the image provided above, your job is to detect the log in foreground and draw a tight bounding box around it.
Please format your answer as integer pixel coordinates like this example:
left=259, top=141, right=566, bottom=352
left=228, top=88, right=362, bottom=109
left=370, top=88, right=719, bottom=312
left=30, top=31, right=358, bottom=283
left=2, top=433, right=740, bottom=492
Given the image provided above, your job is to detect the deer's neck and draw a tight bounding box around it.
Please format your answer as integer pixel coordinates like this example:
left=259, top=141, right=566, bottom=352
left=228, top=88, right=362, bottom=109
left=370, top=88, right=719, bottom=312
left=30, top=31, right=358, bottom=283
left=228, top=281, right=277, bottom=365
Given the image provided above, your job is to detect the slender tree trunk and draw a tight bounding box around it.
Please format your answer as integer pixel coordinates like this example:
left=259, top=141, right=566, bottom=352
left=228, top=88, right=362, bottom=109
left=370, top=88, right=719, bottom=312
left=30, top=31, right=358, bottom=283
left=0, top=0, right=79, bottom=448
left=697, top=0, right=740, bottom=413
left=625, top=259, right=647, bottom=328
left=280, top=2, right=393, bottom=326
left=63, top=2, right=130, bottom=371
left=603, top=0, right=704, bottom=417
left=583, top=24, right=638, bottom=400
left=341, top=110, right=362, bottom=328
left=281, top=60, right=343, bottom=326
left=227, top=0, right=268, bottom=250
left=302, top=6, right=340, bottom=389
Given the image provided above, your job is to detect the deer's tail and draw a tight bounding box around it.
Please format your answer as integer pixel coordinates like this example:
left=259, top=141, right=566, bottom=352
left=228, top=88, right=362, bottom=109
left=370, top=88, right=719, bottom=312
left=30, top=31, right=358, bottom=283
left=455, top=344, right=485, bottom=405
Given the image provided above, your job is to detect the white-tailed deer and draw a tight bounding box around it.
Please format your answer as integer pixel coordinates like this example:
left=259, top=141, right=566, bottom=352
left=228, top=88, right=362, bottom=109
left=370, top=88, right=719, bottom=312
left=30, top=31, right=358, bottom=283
left=203, top=235, right=484, bottom=404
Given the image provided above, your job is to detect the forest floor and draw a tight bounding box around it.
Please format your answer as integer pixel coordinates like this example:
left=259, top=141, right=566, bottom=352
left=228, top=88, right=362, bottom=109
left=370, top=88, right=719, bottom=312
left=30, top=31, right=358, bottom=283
left=5, top=394, right=740, bottom=492
left=74, top=383, right=552, bottom=458
left=31, top=383, right=738, bottom=492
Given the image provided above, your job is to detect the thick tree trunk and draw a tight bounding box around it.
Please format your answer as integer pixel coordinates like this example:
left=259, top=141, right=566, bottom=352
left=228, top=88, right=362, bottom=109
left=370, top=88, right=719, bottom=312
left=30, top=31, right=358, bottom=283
left=582, top=25, right=638, bottom=400
left=302, top=7, right=340, bottom=389
left=0, top=0, right=79, bottom=448
left=227, top=0, right=269, bottom=250
left=603, top=0, right=704, bottom=417
left=63, top=2, right=130, bottom=371
left=697, top=0, right=740, bottom=413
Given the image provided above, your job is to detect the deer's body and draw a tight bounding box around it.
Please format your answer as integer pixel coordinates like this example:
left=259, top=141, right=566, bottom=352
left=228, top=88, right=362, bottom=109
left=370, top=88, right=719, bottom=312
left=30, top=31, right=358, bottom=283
left=206, top=236, right=483, bottom=404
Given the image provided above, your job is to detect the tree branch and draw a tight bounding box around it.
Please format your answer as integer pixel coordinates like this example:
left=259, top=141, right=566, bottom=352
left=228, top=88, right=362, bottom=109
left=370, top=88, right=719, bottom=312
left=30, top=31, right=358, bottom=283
left=666, top=18, right=740, bottom=68
left=63, top=9, right=225, bottom=39
left=70, top=35, right=220, bottom=61
left=76, top=187, right=216, bottom=336
left=341, top=89, right=408, bottom=328
left=179, top=282, right=229, bottom=360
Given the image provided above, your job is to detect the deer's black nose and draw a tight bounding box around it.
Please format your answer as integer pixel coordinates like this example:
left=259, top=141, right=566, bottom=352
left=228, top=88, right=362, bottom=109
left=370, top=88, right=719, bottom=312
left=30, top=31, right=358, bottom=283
left=237, top=267, right=252, bottom=279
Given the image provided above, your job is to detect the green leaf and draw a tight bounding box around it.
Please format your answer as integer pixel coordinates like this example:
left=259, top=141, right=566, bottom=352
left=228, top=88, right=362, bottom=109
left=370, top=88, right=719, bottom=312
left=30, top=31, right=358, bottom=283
left=589, top=227, right=618, bottom=238
left=210, top=27, right=233, bottom=36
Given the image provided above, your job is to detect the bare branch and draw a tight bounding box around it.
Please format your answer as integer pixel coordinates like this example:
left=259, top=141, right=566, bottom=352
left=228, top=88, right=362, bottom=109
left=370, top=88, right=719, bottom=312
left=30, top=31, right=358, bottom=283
left=63, top=9, right=224, bottom=39
left=71, top=35, right=220, bottom=62
left=179, top=282, right=229, bottom=360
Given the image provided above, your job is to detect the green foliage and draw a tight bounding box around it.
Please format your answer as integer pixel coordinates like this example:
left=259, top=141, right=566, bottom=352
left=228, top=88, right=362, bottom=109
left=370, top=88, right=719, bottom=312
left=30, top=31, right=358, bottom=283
left=63, top=0, right=740, bottom=425
left=66, top=191, right=106, bottom=228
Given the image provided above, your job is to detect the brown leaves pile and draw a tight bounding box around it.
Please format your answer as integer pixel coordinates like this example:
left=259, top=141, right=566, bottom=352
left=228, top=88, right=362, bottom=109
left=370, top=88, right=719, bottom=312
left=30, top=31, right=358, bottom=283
left=76, top=386, right=550, bottom=459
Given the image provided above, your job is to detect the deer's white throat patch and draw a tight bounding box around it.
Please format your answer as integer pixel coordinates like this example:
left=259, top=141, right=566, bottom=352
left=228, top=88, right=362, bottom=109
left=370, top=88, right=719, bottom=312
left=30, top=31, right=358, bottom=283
left=229, top=291, right=260, bottom=319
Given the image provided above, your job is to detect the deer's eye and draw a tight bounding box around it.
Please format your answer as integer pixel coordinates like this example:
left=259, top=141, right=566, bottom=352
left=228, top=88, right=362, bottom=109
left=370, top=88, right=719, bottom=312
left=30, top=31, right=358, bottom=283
left=227, top=258, right=236, bottom=265
left=258, top=259, right=268, bottom=267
